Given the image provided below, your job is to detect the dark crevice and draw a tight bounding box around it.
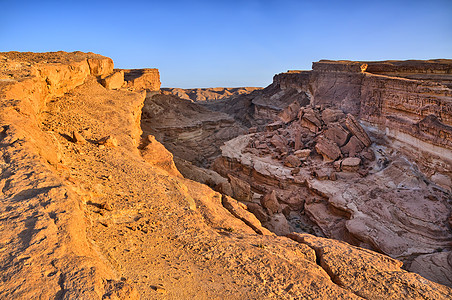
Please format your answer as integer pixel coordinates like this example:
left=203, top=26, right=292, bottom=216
left=287, top=234, right=363, bottom=299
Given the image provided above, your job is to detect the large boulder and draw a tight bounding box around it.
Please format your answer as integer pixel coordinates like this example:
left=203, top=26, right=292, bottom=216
left=260, top=190, right=281, bottom=214
left=323, top=123, right=350, bottom=147
left=341, top=136, right=365, bottom=157
left=228, top=175, right=252, bottom=201
left=345, top=114, right=371, bottom=147
left=278, top=101, right=301, bottom=123
left=100, top=70, right=124, bottom=90
left=315, top=137, right=342, bottom=161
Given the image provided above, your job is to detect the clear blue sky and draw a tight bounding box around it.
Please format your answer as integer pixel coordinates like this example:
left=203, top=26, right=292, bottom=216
left=1, top=0, right=451, bottom=88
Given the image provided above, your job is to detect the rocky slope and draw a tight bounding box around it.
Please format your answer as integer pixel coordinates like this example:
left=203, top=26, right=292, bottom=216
left=208, top=59, right=452, bottom=287
left=2, top=52, right=451, bottom=299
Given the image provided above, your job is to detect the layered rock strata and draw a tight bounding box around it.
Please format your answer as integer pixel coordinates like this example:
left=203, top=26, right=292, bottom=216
left=141, top=93, right=247, bottom=167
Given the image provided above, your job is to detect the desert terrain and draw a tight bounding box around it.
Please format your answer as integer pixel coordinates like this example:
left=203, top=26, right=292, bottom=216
left=0, top=51, right=451, bottom=299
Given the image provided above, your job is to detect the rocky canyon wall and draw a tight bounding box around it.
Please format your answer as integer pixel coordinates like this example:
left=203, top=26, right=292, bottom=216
left=2, top=52, right=452, bottom=299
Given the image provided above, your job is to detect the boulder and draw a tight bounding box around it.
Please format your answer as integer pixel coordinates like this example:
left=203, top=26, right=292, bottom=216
left=341, top=157, right=361, bottom=172
left=345, top=114, right=371, bottom=147
left=278, top=101, right=301, bottom=123
left=228, top=175, right=251, bottom=201
left=300, top=110, right=322, bottom=133
left=313, top=168, right=331, bottom=180
left=246, top=202, right=270, bottom=223
left=98, top=135, right=118, bottom=147
left=293, top=125, right=303, bottom=150
left=72, top=131, right=87, bottom=145
left=266, top=120, right=284, bottom=131
left=323, top=123, right=350, bottom=147
left=315, top=137, right=342, bottom=161
left=284, top=155, right=301, bottom=168
left=294, top=149, right=311, bottom=160
left=270, top=134, right=288, bottom=153
left=260, top=190, right=281, bottom=214
left=263, top=213, right=291, bottom=236
left=100, top=70, right=124, bottom=90
left=341, top=136, right=365, bottom=157
left=321, top=108, right=345, bottom=124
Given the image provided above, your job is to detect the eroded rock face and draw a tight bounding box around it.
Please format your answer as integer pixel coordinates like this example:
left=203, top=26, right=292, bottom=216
left=141, top=93, right=247, bottom=167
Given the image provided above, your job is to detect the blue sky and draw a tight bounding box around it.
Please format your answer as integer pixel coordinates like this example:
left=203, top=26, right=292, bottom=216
left=1, top=0, right=451, bottom=88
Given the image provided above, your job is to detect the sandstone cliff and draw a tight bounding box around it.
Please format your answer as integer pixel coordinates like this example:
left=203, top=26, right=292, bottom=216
left=2, top=52, right=450, bottom=299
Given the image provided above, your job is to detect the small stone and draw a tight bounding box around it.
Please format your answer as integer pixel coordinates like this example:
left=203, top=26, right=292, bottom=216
left=72, top=131, right=87, bottom=145
left=342, top=157, right=361, bottom=172
left=100, top=202, right=113, bottom=211
left=98, top=135, right=118, bottom=147
left=284, top=155, right=301, bottom=168
left=294, top=149, right=311, bottom=160
left=333, top=160, right=342, bottom=171
left=151, top=286, right=167, bottom=294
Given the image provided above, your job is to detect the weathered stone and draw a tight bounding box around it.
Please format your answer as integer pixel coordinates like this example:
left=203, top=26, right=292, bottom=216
left=293, top=125, right=303, bottom=150
left=278, top=101, right=301, bottom=123
left=228, top=175, right=251, bottom=201
left=263, top=213, right=291, bottom=236
left=341, top=157, right=361, bottom=172
left=323, top=123, right=350, bottom=147
left=122, top=68, right=161, bottom=91
left=301, top=110, right=322, bottom=133
left=321, top=108, right=345, bottom=124
left=333, top=160, right=342, bottom=171
left=345, top=114, right=371, bottom=147
left=270, top=134, right=288, bottom=153
left=72, top=131, right=86, bottom=145
left=266, top=120, right=284, bottom=131
left=313, top=168, right=330, bottom=180
left=222, top=196, right=272, bottom=235
left=341, top=136, right=365, bottom=157
left=100, top=70, right=124, bottom=90
left=315, top=137, right=342, bottom=161
left=98, top=135, right=118, bottom=147
left=260, top=190, right=281, bottom=214
left=284, top=155, right=301, bottom=168
left=294, top=149, right=311, bottom=160
left=289, top=233, right=452, bottom=299
left=246, top=202, right=270, bottom=222
left=141, top=135, right=182, bottom=177
left=431, top=172, right=452, bottom=192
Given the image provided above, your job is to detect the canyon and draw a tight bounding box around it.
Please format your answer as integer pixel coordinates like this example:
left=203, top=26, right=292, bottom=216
left=0, top=51, right=451, bottom=299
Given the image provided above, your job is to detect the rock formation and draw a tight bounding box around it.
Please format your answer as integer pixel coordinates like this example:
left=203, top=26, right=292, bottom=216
left=162, top=87, right=262, bottom=102
left=1, top=51, right=451, bottom=299
left=209, top=59, right=452, bottom=288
